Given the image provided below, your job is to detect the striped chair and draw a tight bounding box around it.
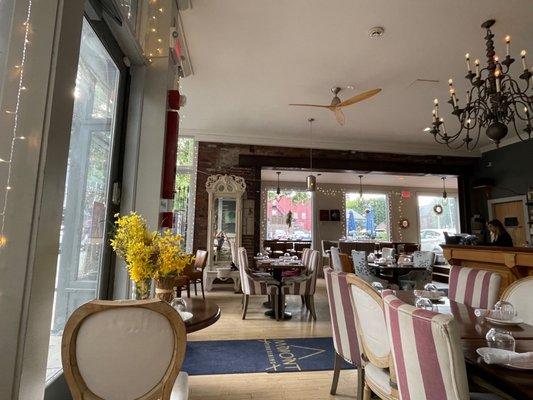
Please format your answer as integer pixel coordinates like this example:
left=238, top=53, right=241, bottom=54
left=282, top=250, right=320, bottom=320
left=324, top=268, right=363, bottom=398
left=382, top=290, right=470, bottom=400
left=347, top=275, right=397, bottom=400
left=237, top=247, right=279, bottom=320
left=448, top=266, right=502, bottom=309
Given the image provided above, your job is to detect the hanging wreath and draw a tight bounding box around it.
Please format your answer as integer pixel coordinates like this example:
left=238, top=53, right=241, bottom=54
left=433, top=204, right=444, bottom=215
left=398, top=218, right=410, bottom=229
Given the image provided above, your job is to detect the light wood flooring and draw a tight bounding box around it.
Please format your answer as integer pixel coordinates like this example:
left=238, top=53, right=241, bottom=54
left=187, top=279, right=359, bottom=399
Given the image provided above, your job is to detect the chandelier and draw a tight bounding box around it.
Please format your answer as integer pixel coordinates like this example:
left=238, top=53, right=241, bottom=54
left=428, top=20, right=531, bottom=150
left=306, top=118, right=317, bottom=191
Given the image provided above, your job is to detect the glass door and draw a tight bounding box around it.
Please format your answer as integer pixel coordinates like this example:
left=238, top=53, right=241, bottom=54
left=46, top=17, right=126, bottom=382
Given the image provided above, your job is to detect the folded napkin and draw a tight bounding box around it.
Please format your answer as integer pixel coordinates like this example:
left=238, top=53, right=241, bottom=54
left=482, top=350, right=533, bottom=365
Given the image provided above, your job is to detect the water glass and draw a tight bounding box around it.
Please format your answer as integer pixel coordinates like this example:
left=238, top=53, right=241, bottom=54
left=170, top=297, right=187, bottom=312
left=424, top=283, right=438, bottom=292
left=415, top=297, right=434, bottom=311
left=371, top=281, right=384, bottom=293
left=486, top=328, right=516, bottom=352
left=494, top=300, right=515, bottom=321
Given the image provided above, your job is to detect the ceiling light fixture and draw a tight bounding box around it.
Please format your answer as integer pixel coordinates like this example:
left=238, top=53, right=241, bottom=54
left=358, top=174, right=364, bottom=198
left=428, top=20, right=531, bottom=150
left=368, top=26, right=385, bottom=39
left=306, top=118, right=317, bottom=192
left=441, top=177, right=448, bottom=203
left=276, top=171, right=282, bottom=199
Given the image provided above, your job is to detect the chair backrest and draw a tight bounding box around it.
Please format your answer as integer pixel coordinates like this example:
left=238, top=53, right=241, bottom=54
left=194, top=249, right=208, bottom=270
left=346, top=274, right=390, bottom=368
left=62, top=299, right=186, bottom=400
left=412, top=250, right=435, bottom=270
left=299, top=250, right=320, bottom=295
left=382, top=290, right=469, bottom=400
left=351, top=250, right=375, bottom=282
left=322, top=240, right=337, bottom=256
left=448, top=265, right=502, bottom=308
left=330, top=246, right=342, bottom=272
left=324, top=268, right=361, bottom=366
left=501, top=276, right=533, bottom=325
left=301, top=247, right=312, bottom=267
left=381, top=247, right=395, bottom=259
left=228, top=237, right=237, bottom=264
left=338, top=252, right=354, bottom=273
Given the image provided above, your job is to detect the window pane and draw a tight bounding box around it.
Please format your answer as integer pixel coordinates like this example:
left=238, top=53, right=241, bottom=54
left=418, top=195, right=458, bottom=253
left=173, top=172, right=190, bottom=238
left=46, top=19, right=120, bottom=382
left=346, top=193, right=389, bottom=240
left=266, top=190, right=312, bottom=240
left=176, top=137, right=195, bottom=167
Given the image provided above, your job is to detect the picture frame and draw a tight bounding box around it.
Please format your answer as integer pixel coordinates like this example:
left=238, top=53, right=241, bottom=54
left=330, top=209, right=341, bottom=222
left=319, top=209, right=330, bottom=221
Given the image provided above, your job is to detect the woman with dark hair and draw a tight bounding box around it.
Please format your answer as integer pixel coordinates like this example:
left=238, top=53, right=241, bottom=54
left=487, top=219, right=514, bottom=247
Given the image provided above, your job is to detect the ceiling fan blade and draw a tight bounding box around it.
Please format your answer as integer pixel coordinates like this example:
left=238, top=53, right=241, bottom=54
left=337, top=88, right=382, bottom=108
left=334, top=108, right=346, bottom=126
left=289, top=103, right=331, bottom=108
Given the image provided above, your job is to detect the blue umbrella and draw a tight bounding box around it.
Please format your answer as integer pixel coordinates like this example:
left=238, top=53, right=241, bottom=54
left=365, top=208, right=376, bottom=238
left=347, top=210, right=356, bottom=234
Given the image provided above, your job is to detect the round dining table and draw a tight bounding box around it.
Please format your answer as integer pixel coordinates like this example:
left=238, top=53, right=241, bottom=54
left=368, top=262, right=427, bottom=283
left=396, top=290, right=533, bottom=399
left=183, top=298, right=221, bottom=333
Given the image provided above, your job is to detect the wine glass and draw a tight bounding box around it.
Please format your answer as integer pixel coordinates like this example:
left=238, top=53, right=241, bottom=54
left=486, top=328, right=516, bottom=352
left=424, top=283, right=438, bottom=292
left=494, top=300, right=515, bottom=321
left=415, top=297, right=434, bottom=311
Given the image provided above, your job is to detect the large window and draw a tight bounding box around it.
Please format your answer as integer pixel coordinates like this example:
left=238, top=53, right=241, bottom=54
left=266, top=190, right=312, bottom=240
left=173, top=137, right=196, bottom=251
left=418, top=195, right=459, bottom=252
left=46, top=19, right=123, bottom=382
left=345, top=193, right=389, bottom=240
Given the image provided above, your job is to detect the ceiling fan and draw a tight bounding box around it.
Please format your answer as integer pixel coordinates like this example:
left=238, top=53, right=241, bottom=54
left=289, top=86, right=381, bottom=126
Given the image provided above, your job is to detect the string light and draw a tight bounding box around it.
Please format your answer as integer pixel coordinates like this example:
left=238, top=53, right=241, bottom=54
left=0, top=0, right=33, bottom=249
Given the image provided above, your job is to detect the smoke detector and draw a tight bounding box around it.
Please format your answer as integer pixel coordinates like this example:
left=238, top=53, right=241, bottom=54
left=368, top=26, right=385, bottom=38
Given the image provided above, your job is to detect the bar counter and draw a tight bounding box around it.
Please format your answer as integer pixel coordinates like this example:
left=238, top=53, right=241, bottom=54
left=442, top=244, right=533, bottom=294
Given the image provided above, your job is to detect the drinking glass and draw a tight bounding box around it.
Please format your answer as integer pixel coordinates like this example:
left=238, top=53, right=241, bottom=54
left=486, top=328, right=516, bottom=352
left=371, top=281, right=384, bottom=293
left=494, top=300, right=515, bottom=321
left=424, top=283, right=438, bottom=292
left=170, top=297, right=187, bottom=312
left=415, top=297, right=434, bottom=311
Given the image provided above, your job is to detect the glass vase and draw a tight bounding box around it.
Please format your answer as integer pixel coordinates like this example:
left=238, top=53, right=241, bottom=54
left=155, top=276, right=176, bottom=303
left=134, top=279, right=151, bottom=300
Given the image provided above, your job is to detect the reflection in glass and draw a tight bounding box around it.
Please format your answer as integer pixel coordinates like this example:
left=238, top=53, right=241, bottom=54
left=46, top=19, right=120, bottom=382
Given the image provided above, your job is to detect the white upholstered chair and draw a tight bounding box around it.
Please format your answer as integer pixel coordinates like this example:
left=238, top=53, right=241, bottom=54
left=501, top=276, right=533, bottom=325
left=347, top=275, right=397, bottom=400
left=330, top=246, right=343, bottom=272
left=448, top=265, right=502, bottom=309
left=62, top=299, right=188, bottom=400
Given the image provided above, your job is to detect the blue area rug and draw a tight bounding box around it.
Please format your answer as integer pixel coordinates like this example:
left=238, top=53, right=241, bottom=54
left=182, top=337, right=354, bottom=375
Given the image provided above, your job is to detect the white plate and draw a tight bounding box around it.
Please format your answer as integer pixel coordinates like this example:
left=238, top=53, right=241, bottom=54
left=485, top=316, right=524, bottom=326
left=178, top=311, right=193, bottom=322
left=476, top=347, right=533, bottom=370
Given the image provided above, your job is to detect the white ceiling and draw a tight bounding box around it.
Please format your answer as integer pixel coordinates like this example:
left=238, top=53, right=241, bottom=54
left=179, top=0, right=533, bottom=156
left=261, top=170, right=458, bottom=189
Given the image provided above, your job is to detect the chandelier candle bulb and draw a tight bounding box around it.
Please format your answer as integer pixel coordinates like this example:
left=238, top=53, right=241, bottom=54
left=505, top=36, right=511, bottom=56
left=465, top=53, right=471, bottom=71
left=475, top=59, right=480, bottom=78
left=521, top=50, right=527, bottom=70
left=495, top=69, right=501, bottom=92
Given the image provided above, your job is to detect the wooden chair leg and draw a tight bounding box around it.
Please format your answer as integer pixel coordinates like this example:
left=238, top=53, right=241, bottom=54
left=363, top=382, right=371, bottom=400
left=330, top=352, right=342, bottom=395
left=194, top=281, right=198, bottom=296
left=186, top=283, right=191, bottom=298
left=274, top=294, right=279, bottom=321
left=357, top=366, right=364, bottom=400
left=241, top=294, right=244, bottom=309
left=242, top=294, right=249, bottom=319
left=200, top=279, right=205, bottom=299
left=301, top=295, right=305, bottom=307
left=308, top=295, right=317, bottom=320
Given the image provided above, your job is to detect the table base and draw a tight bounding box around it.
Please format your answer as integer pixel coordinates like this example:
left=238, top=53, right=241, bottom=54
left=265, top=309, right=292, bottom=320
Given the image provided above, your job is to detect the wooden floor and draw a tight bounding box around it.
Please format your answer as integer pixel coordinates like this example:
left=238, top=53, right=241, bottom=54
left=187, top=278, right=359, bottom=399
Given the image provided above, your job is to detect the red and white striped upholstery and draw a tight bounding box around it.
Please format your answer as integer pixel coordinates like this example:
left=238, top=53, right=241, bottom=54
left=301, top=248, right=311, bottom=267
left=324, top=268, right=361, bottom=366
left=448, top=266, right=502, bottom=308
left=237, top=247, right=276, bottom=295
left=283, top=250, right=320, bottom=295
left=382, top=289, right=470, bottom=400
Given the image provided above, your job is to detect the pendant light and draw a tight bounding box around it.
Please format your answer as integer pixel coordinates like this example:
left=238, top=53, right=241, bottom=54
left=276, top=171, right=282, bottom=200
left=358, top=174, right=364, bottom=198
left=306, top=118, right=317, bottom=191
left=441, top=176, right=448, bottom=203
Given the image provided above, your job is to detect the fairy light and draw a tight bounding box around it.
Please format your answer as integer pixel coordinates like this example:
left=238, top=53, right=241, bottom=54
left=0, top=0, right=33, bottom=249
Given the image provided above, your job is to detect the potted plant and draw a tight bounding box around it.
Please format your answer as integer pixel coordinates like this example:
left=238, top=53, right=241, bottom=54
left=110, top=213, right=194, bottom=301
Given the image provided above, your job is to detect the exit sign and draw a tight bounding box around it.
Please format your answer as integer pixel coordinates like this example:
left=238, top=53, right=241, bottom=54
left=401, top=191, right=411, bottom=198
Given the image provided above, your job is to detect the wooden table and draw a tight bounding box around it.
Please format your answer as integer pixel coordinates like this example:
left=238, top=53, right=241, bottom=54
left=396, top=291, right=533, bottom=398
left=256, top=259, right=304, bottom=320
left=369, top=263, right=427, bottom=283
left=183, top=298, right=221, bottom=333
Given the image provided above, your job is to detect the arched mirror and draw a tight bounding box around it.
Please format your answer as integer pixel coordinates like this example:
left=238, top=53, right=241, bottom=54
left=206, top=174, right=246, bottom=268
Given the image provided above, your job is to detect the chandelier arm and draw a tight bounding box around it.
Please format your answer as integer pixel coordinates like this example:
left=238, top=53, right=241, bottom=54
left=510, top=99, right=531, bottom=121
left=467, top=125, right=483, bottom=151
left=511, top=116, right=531, bottom=141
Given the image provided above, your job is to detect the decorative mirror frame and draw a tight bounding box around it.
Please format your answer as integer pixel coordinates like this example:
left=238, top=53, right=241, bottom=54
left=206, top=174, right=246, bottom=268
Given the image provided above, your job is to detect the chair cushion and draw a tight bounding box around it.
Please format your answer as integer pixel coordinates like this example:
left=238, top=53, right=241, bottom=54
left=170, top=371, right=189, bottom=400
left=364, top=363, right=392, bottom=396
